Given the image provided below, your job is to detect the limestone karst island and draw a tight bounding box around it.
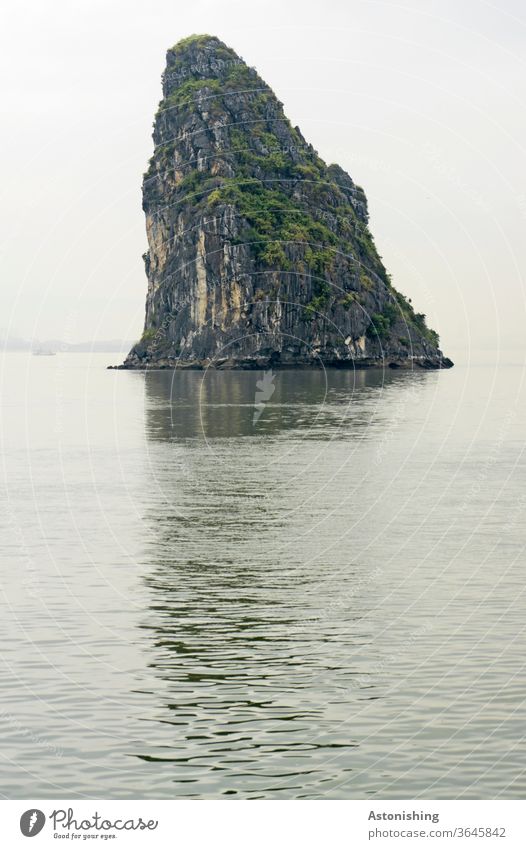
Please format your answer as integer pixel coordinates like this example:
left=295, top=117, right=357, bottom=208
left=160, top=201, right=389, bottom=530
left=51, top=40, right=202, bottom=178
left=118, top=35, right=453, bottom=371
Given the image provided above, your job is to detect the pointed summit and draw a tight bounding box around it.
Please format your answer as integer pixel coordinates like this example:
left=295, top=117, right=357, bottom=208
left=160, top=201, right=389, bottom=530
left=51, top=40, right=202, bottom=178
left=122, top=37, right=452, bottom=370
left=162, top=36, right=244, bottom=93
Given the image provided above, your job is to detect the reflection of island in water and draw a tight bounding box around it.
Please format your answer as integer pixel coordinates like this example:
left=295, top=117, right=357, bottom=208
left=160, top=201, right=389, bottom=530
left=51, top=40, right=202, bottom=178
left=136, top=367, right=438, bottom=797
left=144, top=366, right=432, bottom=442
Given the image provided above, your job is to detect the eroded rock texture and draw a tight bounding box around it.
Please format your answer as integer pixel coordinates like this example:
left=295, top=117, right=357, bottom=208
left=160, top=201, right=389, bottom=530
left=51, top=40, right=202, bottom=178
left=122, top=35, right=452, bottom=370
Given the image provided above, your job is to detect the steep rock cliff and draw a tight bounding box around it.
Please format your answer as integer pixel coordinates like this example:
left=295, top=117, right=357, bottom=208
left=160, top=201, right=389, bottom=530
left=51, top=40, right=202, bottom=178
left=122, top=35, right=452, bottom=370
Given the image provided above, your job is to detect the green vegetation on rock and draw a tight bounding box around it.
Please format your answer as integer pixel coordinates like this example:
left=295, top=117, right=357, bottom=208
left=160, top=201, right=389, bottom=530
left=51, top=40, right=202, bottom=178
left=132, top=34, right=447, bottom=370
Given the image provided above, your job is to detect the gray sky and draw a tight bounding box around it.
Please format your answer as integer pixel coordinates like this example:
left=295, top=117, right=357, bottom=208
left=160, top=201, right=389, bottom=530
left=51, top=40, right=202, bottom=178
left=1, top=0, right=525, bottom=357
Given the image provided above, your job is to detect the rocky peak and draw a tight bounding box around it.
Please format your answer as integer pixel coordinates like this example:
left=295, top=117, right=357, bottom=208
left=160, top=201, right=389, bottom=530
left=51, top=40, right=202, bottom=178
left=121, top=36, right=452, bottom=371
left=163, top=35, right=247, bottom=94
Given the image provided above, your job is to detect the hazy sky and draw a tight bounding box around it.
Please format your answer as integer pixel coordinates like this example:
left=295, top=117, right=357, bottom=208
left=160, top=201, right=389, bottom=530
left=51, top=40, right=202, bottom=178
left=1, top=0, right=525, bottom=356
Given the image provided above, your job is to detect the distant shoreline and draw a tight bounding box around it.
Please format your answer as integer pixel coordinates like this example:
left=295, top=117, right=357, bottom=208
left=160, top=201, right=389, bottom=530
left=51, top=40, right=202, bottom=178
left=1, top=342, right=135, bottom=354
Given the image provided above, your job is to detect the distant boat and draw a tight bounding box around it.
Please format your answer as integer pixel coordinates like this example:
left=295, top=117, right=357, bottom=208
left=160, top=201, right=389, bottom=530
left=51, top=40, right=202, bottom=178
left=32, top=348, right=56, bottom=356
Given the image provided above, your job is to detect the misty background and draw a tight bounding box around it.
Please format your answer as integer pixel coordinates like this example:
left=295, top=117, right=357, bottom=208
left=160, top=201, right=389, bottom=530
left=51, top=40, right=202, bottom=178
left=1, top=0, right=525, bottom=358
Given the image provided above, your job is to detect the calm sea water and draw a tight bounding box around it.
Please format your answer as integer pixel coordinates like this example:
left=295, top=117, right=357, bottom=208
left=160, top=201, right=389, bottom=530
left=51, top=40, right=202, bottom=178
left=1, top=351, right=525, bottom=799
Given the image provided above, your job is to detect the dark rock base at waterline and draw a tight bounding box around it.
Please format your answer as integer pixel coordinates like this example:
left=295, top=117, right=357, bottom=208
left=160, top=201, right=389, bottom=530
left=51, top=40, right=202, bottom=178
left=109, top=355, right=454, bottom=371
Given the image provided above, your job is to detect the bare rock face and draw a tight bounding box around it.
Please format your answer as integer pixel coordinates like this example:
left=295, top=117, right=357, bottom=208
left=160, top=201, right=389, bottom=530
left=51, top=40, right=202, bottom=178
left=122, top=35, right=453, bottom=370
